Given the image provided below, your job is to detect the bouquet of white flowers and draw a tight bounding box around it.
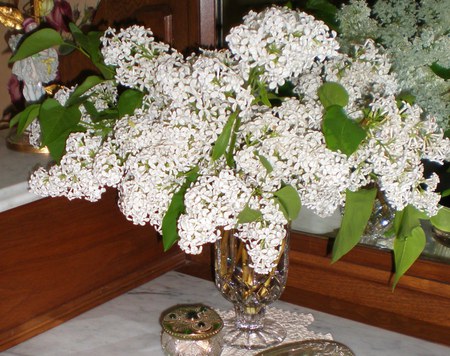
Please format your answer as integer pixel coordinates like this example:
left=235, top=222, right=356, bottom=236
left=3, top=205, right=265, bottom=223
left=10, top=5, right=450, bottom=285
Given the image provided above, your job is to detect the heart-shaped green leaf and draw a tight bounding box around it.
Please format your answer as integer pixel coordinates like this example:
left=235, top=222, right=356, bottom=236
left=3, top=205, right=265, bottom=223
left=392, top=205, right=428, bottom=239
left=212, top=111, right=238, bottom=161
left=118, top=89, right=144, bottom=118
left=332, top=188, right=377, bottom=263
left=318, top=82, right=349, bottom=109
left=237, top=205, right=263, bottom=224
left=430, top=206, right=450, bottom=232
left=39, top=98, right=82, bottom=162
left=273, top=185, right=301, bottom=221
left=10, top=29, right=64, bottom=63
left=10, top=104, right=40, bottom=134
left=161, top=167, right=199, bottom=251
left=66, top=76, right=105, bottom=107
left=322, top=105, right=366, bottom=156
left=393, top=226, right=426, bottom=288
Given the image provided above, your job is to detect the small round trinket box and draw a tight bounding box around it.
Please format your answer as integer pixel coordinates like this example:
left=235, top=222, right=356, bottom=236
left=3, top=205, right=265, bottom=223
left=160, top=304, right=224, bottom=356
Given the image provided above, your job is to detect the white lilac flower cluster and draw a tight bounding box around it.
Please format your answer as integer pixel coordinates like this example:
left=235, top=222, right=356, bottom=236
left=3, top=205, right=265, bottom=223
left=336, top=0, right=450, bottom=130
left=227, top=6, right=339, bottom=89
left=28, top=6, right=450, bottom=274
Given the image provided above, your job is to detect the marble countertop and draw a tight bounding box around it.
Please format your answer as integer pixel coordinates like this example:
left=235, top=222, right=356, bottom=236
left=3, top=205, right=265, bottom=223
left=0, top=129, right=49, bottom=212
left=3, top=271, right=449, bottom=356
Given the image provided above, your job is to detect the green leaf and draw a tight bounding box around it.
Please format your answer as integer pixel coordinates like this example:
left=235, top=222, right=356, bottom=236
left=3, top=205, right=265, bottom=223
left=322, top=105, right=366, bottom=156
left=305, top=0, right=339, bottom=31
left=254, top=151, right=273, bottom=174
left=161, top=168, right=199, bottom=251
left=258, top=82, right=272, bottom=107
left=66, top=76, right=105, bottom=107
left=396, top=91, right=416, bottom=106
left=441, top=188, right=450, bottom=198
left=273, top=185, right=301, bottom=221
left=392, top=205, right=428, bottom=239
left=390, top=204, right=428, bottom=287
left=69, top=23, right=114, bottom=80
left=430, top=206, right=450, bottom=232
left=86, top=31, right=115, bottom=79
left=83, top=101, right=118, bottom=122
left=184, top=166, right=200, bottom=183
left=318, top=82, right=349, bottom=109
left=9, top=104, right=40, bottom=134
left=83, top=101, right=119, bottom=122
left=444, top=129, right=450, bottom=139
left=9, top=29, right=64, bottom=63
left=162, top=189, right=187, bottom=251
left=118, top=89, right=144, bottom=118
left=57, top=43, right=76, bottom=56
left=39, top=98, right=82, bottom=162
left=212, top=111, right=238, bottom=161
left=237, top=205, right=263, bottom=224
left=393, top=226, right=426, bottom=288
left=430, top=62, right=450, bottom=80
left=69, top=22, right=88, bottom=48
left=332, top=188, right=377, bottom=263
left=225, top=114, right=242, bottom=168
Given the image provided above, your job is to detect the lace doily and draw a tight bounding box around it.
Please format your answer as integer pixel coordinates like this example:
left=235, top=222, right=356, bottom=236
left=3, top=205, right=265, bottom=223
left=217, top=306, right=333, bottom=356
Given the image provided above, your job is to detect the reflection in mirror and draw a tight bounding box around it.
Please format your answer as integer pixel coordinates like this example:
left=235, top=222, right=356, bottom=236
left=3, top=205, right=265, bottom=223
left=291, top=208, right=450, bottom=265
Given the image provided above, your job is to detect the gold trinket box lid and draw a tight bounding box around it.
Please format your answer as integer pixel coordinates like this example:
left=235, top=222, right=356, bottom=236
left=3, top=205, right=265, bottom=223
left=161, top=304, right=223, bottom=341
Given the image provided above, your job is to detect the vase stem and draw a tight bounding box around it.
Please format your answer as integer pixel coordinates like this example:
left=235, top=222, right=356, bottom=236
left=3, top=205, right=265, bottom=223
left=234, top=305, right=265, bottom=330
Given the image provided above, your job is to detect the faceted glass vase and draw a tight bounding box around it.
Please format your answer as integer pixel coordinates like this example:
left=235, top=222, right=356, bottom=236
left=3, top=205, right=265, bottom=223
left=214, top=228, right=290, bottom=350
left=359, top=199, right=395, bottom=249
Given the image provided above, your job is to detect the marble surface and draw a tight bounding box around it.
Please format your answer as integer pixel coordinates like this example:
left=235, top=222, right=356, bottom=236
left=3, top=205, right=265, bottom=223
left=0, top=129, right=49, bottom=212
left=4, top=271, right=449, bottom=356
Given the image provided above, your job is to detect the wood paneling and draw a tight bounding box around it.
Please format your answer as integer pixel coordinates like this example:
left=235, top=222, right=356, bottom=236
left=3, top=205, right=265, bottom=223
left=179, top=231, right=450, bottom=346
left=59, top=0, right=216, bottom=84
left=0, top=190, right=185, bottom=351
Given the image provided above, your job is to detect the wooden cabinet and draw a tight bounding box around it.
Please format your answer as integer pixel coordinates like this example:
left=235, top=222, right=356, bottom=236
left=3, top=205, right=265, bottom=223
left=59, top=0, right=215, bottom=84
left=0, top=191, right=185, bottom=350
left=94, top=0, right=215, bottom=50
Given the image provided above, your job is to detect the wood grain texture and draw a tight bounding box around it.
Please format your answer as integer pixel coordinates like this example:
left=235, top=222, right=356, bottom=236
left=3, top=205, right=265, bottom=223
left=0, top=190, right=185, bottom=351
left=59, top=0, right=216, bottom=84
left=179, top=230, right=450, bottom=346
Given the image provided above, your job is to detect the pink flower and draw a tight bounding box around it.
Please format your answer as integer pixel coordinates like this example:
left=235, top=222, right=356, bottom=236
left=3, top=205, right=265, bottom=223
left=45, top=0, right=73, bottom=33
left=8, top=74, right=24, bottom=105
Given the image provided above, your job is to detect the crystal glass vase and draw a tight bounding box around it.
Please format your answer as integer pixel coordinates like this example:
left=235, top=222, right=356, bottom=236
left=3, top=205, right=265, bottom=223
left=359, top=199, right=394, bottom=249
left=214, top=228, right=290, bottom=350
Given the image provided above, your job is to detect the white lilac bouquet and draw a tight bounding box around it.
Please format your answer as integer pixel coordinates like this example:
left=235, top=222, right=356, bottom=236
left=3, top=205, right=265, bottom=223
left=9, top=6, right=450, bottom=285
left=336, top=0, right=450, bottom=132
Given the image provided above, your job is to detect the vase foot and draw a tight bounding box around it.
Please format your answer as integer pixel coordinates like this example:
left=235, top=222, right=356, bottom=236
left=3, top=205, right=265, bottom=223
left=223, top=317, right=286, bottom=350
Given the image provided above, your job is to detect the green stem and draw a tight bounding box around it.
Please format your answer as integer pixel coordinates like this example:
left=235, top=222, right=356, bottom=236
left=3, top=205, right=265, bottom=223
left=226, top=115, right=241, bottom=167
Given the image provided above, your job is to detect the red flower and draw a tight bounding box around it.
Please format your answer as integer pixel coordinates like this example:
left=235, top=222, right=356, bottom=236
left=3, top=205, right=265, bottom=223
left=45, top=0, right=73, bottom=33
